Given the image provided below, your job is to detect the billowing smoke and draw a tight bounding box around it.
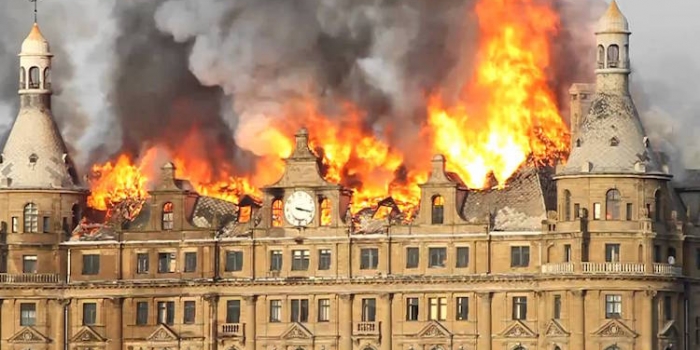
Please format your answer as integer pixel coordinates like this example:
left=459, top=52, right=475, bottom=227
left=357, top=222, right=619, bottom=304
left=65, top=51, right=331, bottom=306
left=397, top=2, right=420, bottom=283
left=2, top=0, right=677, bottom=187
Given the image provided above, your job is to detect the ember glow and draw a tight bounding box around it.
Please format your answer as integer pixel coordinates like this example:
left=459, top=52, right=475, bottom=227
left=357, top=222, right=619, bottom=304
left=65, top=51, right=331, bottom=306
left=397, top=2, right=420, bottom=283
left=86, top=0, right=569, bottom=218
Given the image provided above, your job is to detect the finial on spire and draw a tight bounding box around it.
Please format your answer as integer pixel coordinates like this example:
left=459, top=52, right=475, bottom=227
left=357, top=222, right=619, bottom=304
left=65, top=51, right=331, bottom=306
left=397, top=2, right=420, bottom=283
left=29, top=0, right=39, bottom=23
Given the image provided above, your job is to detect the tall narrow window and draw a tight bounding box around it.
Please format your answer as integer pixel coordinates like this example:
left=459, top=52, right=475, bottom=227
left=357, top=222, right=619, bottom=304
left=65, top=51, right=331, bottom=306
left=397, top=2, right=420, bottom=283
left=226, top=300, right=241, bottom=323
left=136, top=253, right=149, bottom=274
left=184, top=252, right=197, bottom=272
left=42, top=216, right=50, bottom=233
left=574, top=203, right=580, bottom=219
left=239, top=206, right=251, bottom=223
left=23, top=203, right=38, bottom=233
left=655, top=191, right=663, bottom=222
left=19, top=67, right=26, bottom=89
left=597, top=45, right=605, bottom=68
left=269, top=300, right=281, bottom=322
left=291, top=250, right=310, bottom=271
left=136, top=302, right=148, bottom=325
left=183, top=301, right=196, bottom=324
left=157, top=301, right=175, bottom=325
left=456, top=247, right=469, bottom=268
left=456, top=297, right=469, bottom=320
left=429, top=297, right=447, bottom=321
left=605, top=244, right=621, bottom=262
left=606, top=189, right=621, bottom=220
left=563, top=190, right=571, bottom=221
left=431, top=195, right=444, bottom=224
left=22, top=255, right=37, bottom=273
left=20, top=303, right=36, bottom=326
left=512, top=297, right=527, bottom=320
left=663, top=296, right=673, bottom=321
left=28, top=66, right=40, bottom=88
left=318, top=249, right=331, bottom=270
left=162, top=202, right=174, bottom=230
left=43, top=67, right=51, bottom=89
left=626, top=203, right=633, bottom=220
left=269, top=250, right=282, bottom=271
left=271, top=199, right=283, bottom=227
left=320, top=198, right=331, bottom=226
left=290, top=299, right=309, bottom=323
left=593, top=203, right=601, bottom=220
left=553, top=295, right=562, bottom=319
left=82, top=254, right=100, bottom=275
left=605, top=295, right=622, bottom=318
left=607, top=44, right=620, bottom=67
left=406, top=247, right=419, bottom=268
left=318, top=299, right=330, bottom=322
left=71, top=204, right=81, bottom=231
left=82, top=303, right=97, bottom=325
left=361, top=298, right=376, bottom=322
left=564, top=245, right=572, bottom=263
left=406, top=298, right=419, bottom=321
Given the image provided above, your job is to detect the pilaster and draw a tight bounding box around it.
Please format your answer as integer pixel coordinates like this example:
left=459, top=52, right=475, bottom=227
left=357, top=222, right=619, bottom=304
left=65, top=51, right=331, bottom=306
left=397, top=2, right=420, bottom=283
left=643, top=290, right=657, bottom=350
left=339, top=294, right=353, bottom=350
left=108, top=297, right=123, bottom=350
left=204, top=293, right=220, bottom=350
left=379, top=293, right=392, bottom=350
left=243, top=295, right=257, bottom=350
left=476, top=292, right=492, bottom=350
left=570, top=290, right=586, bottom=350
left=53, top=298, right=70, bottom=350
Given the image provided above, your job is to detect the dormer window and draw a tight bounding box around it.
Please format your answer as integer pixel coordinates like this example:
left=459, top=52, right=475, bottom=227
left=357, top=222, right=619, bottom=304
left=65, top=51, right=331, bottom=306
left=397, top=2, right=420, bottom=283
left=161, top=202, right=174, bottom=230
left=431, top=195, right=444, bottom=224
left=610, top=137, right=619, bottom=146
left=271, top=199, right=283, bottom=227
left=29, top=153, right=38, bottom=164
left=239, top=206, right=251, bottom=224
left=575, top=139, right=582, bottom=148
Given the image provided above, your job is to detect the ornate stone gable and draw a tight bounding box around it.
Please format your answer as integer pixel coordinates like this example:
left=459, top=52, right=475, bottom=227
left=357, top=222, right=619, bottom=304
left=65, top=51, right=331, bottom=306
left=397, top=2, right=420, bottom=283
left=147, top=324, right=179, bottom=342
left=498, top=320, right=537, bottom=338
left=544, top=320, right=570, bottom=338
left=592, top=319, right=638, bottom=338
left=658, top=321, right=679, bottom=339
left=415, top=321, right=452, bottom=338
left=70, top=326, right=107, bottom=343
left=280, top=322, right=313, bottom=340
left=8, top=326, right=50, bottom=343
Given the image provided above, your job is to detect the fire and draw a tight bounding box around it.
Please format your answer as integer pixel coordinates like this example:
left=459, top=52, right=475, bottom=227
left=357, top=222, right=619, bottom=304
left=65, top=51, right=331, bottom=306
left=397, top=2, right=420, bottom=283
left=87, top=153, right=150, bottom=211
left=428, top=0, right=569, bottom=189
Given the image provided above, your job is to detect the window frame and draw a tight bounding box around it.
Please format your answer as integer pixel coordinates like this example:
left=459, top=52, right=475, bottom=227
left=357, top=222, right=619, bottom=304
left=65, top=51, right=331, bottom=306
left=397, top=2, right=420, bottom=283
left=456, top=247, right=469, bottom=268
left=405, top=297, right=419, bottom=321
left=428, top=247, right=447, bottom=268
left=269, top=250, right=283, bottom=271
left=82, top=302, right=97, bottom=326
left=184, top=252, right=197, bottom=273
left=291, top=250, right=310, bottom=271
left=510, top=246, right=530, bottom=267
left=136, top=301, right=149, bottom=325
left=157, top=252, right=177, bottom=274
left=605, top=294, right=622, bottom=319
left=22, top=255, right=37, bottom=274
left=318, top=249, right=331, bottom=270
left=317, top=298, right=330, bottom=322
left=512, top=296, right=528, bottom=320
left=225, top=251, right=244, bottom=272
left=269, top=300, right=282, bottom=322
left=82, top=254, right=100, bottom=275
left=428, top=297, right=447, bottom=321
left=361, top=298, right=376, bottom=322
left=405, top=247, right=419, bottom=269
left=290, top=299, right=309, bottom=323
left=157, top=301, right=175, bottom=325
left=20, top=303, right=36, bottom=326
left=360, top=248, right=379, bottom=270
left=456, top=297, right=469, bottom=321
left=183, top=300, right=196, bottom=324
left=553, top=295, right=562, bottom=319
left=226, top=300, right=241, bottom=323
left=605, top=244, right=621, bottom=263
left=136, top=253, right=149, bottom=274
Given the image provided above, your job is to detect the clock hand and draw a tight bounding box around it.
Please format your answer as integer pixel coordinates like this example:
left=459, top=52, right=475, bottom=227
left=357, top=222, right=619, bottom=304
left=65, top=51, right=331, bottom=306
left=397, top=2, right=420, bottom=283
left=295, top=207, right=312, bottom=213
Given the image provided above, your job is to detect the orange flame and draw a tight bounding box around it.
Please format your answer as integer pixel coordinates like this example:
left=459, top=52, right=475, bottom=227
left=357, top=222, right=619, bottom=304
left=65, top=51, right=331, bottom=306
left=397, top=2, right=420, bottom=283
left=428, top=0, right=569, bottom=189
left=87, top=153, right=150, bottom=211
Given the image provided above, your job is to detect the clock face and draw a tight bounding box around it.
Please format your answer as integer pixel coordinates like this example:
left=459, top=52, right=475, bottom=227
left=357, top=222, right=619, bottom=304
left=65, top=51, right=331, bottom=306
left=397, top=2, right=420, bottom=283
left=284, top=191, right=316, bottom=226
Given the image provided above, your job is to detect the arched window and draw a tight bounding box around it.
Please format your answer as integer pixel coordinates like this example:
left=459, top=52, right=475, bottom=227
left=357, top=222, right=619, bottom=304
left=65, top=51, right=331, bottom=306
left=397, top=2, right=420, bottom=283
left=71, top=204, right=81, bottom=231
left=575, top=139, right=582, bottom=147
left=28, top=67, right=40, bottom=89
left=604, top=346, right=621, bottom=350
left=29, top=153, right=38, bottom=164
left=606, top=189, right=621, bottom=220
left=162, top=202, right=174, bottom=230
left=19, top=67, right=26, bottom=89
left=320, top=198, right=331, bottom=226
left=654, top=190, right=662, bottom=222
left=239, top=206, right=251, bottom=223
left=271, top=199, right=283, bottom=227
left=607, top=44, right=620, bottom=68
left=23, top=203, right=38, bottom=233
left=667, top=247, right=676, bottom=262
left=597, top=45, right=605, bottom=68
left=43, top=68, right=51, bottom=89
left=563, top=190, right=571, bottom=221
left=554, top=347, right=562, bottom=350
left=610, top=137, right=619, bottom=146
left=431, top=195, right=444, bottom=224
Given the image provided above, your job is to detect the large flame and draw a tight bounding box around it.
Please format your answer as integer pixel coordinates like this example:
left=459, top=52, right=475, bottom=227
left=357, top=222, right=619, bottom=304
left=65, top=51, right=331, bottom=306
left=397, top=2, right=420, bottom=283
left=86, top=0, right=569, bottom=219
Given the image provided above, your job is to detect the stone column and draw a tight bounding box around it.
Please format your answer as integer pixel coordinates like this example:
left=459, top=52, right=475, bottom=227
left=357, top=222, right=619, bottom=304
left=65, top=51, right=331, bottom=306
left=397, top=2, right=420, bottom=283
left=204, top=294, right=220, bottom=350
left=643, top=290, right=657, bottom=350
left=243, top=295, right=257, bottom=350
left=379, top=293, right=392, bottom=350
left=535, top=292, right=546, bottom=349
left=570, top=290, right=586, bottom=350
left=108, top=298, right=123, bottom=350
left=53, top=298, right=70, bottom=350
left=339, top=294, right=353, bottom=350
left=476, top=292, right=492, bottom=350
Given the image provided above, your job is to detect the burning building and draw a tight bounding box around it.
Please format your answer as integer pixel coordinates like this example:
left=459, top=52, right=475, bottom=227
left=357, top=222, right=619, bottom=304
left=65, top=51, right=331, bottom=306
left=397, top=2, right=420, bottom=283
left=0, top=2, right=697, bottom=350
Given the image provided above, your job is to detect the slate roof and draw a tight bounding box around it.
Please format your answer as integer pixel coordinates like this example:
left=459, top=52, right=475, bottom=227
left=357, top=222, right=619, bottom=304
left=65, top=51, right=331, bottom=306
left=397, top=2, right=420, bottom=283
left=559, top=93, right=666, bottom=176
left=462, top=166, right=554, bottom=231
left=190, top=196, right=239, bottom=228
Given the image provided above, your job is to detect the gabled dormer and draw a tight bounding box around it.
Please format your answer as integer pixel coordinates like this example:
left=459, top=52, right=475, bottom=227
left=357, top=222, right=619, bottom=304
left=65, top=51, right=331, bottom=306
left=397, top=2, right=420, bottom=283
left=415, top=155, right=467, bottom=226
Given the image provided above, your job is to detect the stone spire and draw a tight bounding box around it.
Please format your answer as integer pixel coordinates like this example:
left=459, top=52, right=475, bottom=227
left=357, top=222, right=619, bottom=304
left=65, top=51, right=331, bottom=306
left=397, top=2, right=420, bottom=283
left=557, top=1, right=668, bottom=178
left=0, top=23, right=81, bottom=189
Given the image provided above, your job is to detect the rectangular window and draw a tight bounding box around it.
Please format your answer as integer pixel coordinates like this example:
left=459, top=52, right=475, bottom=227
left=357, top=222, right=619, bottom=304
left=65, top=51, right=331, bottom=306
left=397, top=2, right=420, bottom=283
left=573, top=203, right=580, bottom=219
left=664, top=296, right=673, bottom=321
left=226, top=300, right=241, bottom=323
left=290, top=299, right=309, bottom=322
left=183, top=301, right=196, bottom=324
left=429, top=297, right=447, bottom=321
left=405, top=297, right=419, bottom=321
left=605, top=244, right=621, bottom=262
left=361, top=298, right=376, bottom=322
left=82, top=254, right=100, bottom=275
left=82, top=303, right=97, bottom=325
left=626, top=203, right=633, bottom=220
left=405, top=247, right=419, bottom=268
left=269, top=250, right=283, bottom=271
left=22, top=255, right=37, bottom=273
left=553, top=295, right=562, bottom=319
left=456, top=297, right=469, bottom=321
left=225, top=251, right=244, bottom=272
left=157, top=301, right=175, bottom=325
left=269, top=300, right=281, bottom=322
left=593, top=202, right=601, bottom=220
left=428, top=248, right=447, bottom=268
left=291, top=250, right=310, bottom=271
left=654, top=245, right=662, bottom=263
left=318, top=249, right=331, bottom=270
left=456, top=247, right=469, bottom=268
left=42, top=217, right=50, bottom=233
left=360, top=248, right=379, bottom=270
left=605, top=294, right=622, bottom=318
left=510, top=246, right=530, bottom=267
left=184, top=252, right=197, bottom=273
left=564, top=245, right=572, bottom=263
left=19, top=303, right=36, bottom=326
left=512, top=297, right=527, bottom=320
left=157, top=252, right=176, bottom=273
left=11, top=217, right=18, bottom=233
left=317, top=299, right=330, bottom=322
left=136, top=253, right=149, bottom=274
left=136, top=302, right=148, bottom=325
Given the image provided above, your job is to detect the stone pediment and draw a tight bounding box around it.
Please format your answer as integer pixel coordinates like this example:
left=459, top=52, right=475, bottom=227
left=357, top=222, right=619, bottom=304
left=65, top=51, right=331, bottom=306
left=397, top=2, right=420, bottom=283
left=280, top=322, right=313, bottom=340
left=498, top=320, right=537, bottom=338
left=416, top=321, right=452, bottom=338
left=592, top=319, right=638, bottom=338
left=544, top=320, right=570, bottom=338
left=8, top=327, right=50, bottom=343
left=71, top=326, right=107, bottom=343
left=658, top=321, right=679, bottom=339
left=147, top=324, right=179, bottom=342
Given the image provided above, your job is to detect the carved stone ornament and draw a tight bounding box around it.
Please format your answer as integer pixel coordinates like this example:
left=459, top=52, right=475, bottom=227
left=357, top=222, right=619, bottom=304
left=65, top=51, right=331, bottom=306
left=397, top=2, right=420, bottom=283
left=592, top=319, right=638, bottom=338
left=146, top=325, right=179, bottom=342
left=281, top=323, right=313, bottom=340
left=544, top=320, right=570, bottom=338
left=499, top=320, right=537, bottom=338
left=8, top=328, right=49, bottom=343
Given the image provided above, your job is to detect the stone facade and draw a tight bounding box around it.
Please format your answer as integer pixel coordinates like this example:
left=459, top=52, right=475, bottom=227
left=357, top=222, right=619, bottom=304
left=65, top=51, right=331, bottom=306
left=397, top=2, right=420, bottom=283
left=1, top=3, right=699, bottom=350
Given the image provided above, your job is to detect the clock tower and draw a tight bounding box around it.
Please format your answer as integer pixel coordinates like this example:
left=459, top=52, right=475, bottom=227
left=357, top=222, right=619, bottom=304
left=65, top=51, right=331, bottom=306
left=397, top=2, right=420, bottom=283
left=261, top=128, right=350, bottom=232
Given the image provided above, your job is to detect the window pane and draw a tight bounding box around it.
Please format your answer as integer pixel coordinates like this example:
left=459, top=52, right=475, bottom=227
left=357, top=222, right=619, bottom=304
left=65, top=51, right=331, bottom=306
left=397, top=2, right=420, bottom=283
left=456, top=247, right=469, bottom=268
left=406, top=247, right=419, bottom=268
left=184, top=301, right=196, bottom=324
left=226, top=300, right=240, bottom=323
left=82, top=303, right=97, bottom=325
left=184, top=252, right=197, bottom=272
left=428, top=248, right=447, bottom=268
left=318, top=299, right=330, bottom=322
